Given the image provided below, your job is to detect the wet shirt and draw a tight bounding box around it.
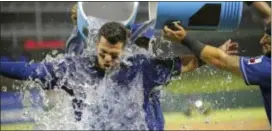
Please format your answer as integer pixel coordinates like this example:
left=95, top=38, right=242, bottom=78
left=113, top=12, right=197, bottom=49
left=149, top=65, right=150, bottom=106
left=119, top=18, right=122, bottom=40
left=0, top=54, right=182, bottom=130
left=240, top=55, right=271, bottom=124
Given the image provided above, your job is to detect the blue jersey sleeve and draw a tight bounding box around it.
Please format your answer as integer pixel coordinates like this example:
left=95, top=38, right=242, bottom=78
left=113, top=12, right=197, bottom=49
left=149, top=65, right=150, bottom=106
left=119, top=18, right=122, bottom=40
left=0, top=59, right=69, bottom=89
left=0, top=62, right=53, bottom=81
left=239, top=56, right=271, bottom=86
left=142, top=56, right=182, bottom=87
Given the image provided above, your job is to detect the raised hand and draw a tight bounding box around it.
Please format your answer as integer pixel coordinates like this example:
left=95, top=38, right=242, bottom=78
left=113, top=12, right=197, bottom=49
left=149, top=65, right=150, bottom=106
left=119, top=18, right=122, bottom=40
left=162, top=21, right=187, bottom=43
left=219, top=39, right=239, bottom=55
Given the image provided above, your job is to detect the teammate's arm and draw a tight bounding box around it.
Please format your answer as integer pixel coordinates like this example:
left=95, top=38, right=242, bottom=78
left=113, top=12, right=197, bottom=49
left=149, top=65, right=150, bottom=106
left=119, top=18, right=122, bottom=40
left=179, top=40, right=239, bottom=73
left=180, top=55, right=199, bottom=73
left=198, top=41, right=241, bottom=76
left=162, top=22, right=242, bottom=76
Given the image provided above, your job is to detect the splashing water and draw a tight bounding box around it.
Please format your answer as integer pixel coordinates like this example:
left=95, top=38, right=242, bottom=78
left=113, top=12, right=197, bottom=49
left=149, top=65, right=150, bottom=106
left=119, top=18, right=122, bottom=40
left=80, top=73, right=148, bottom=130
left=1, top=86, right=7, bottom=92
left=12, top=11, right=238, bottom=129
left=16, top=15, right=157, bottom=130
left=130, top=19, right=155, bottom=43
left=82, top=17, right=106, bottom=56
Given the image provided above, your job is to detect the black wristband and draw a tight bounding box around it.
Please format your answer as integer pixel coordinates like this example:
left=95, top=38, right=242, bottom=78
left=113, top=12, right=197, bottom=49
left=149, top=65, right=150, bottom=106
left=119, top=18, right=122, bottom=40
left=181, top=35, right=206, bottom=58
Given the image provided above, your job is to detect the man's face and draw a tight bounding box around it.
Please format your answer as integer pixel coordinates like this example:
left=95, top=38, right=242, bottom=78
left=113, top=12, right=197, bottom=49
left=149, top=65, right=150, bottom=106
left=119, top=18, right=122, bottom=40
left=259, top=33, right=271, bottom=54
left=96, top=36, right=124, bottom=70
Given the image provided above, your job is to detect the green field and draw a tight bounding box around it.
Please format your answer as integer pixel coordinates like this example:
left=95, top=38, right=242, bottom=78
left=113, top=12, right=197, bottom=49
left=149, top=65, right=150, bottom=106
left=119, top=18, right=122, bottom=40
left=165, top=107, right=267, bottom=124
left=165, top=67, right=258, bottom=94
left=164, top=107, right=270, bottom=130
left=1, top=107, right=269, bottom=130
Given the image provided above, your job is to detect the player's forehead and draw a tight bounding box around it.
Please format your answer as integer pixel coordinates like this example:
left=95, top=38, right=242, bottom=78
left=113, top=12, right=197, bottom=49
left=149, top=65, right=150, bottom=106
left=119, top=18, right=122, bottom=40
left=99, top=46, right=122, bottom=55
left=98, top=37, right=123, bottom=52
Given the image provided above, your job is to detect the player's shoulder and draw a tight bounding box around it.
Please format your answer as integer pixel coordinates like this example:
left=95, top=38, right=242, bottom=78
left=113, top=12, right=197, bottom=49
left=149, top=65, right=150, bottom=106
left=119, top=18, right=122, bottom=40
left=120, top=54, right=151, bottom=68
left=241, top=55, right=271, bottom=74
left=241, top=55, right=270, bottom=65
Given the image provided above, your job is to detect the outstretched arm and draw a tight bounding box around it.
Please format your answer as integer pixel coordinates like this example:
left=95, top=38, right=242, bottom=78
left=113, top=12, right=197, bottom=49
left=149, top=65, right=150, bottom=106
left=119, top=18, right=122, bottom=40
left=198, top=41, right=241, bottom=75
left=0, top=61, right=54, bottom=82
left=162, top=22, right=242, bottom=76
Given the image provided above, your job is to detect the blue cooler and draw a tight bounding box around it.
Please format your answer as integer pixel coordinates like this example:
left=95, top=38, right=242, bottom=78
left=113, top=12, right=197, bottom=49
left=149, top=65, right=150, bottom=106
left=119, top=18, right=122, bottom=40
left=149, top=2, right=243, bottom=32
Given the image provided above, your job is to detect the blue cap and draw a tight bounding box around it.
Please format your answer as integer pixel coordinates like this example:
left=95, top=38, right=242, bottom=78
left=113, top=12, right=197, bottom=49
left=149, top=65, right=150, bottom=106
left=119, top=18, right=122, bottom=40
left=130, top=23, right=154, bottom=39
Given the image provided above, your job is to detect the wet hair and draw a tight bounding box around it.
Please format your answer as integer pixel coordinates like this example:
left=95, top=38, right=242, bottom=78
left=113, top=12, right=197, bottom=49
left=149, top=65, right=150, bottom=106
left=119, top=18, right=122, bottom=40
left=98, top=22, right=128, bottom=46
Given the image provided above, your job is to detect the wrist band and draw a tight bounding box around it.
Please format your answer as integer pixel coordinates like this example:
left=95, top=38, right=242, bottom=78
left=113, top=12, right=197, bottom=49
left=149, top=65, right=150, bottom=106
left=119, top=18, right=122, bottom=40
left=182, top=35, right=206, bottom=58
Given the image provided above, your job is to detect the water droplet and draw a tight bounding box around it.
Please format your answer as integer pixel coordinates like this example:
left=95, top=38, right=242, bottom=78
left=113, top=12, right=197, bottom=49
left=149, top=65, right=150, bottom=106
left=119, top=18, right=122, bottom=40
left=52, top=50, right=58, bottom=55
left=1, top=86, right=7, bottom=92
left=29, top=60, right=35, bottom=64
left=231, top=97, right=236, bottom=102
left=204, top=116, right=211, bottom=124
left=241, top=48, right=246, bottom=53
left=23, top=111, right=28, bottom=116
left=181, top=124, right=189, bottom=130
left=220, top=96, right=225, bottom=100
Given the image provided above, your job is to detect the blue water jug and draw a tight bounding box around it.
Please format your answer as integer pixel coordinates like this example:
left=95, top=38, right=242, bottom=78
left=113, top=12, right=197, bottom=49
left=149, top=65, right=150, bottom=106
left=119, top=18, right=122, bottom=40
left=149, top=2, right=243, bottom=31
